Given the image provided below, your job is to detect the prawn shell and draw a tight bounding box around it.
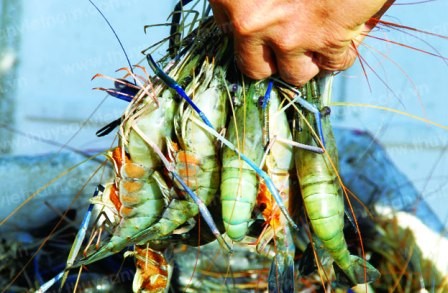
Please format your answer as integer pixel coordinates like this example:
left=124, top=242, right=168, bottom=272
left=121, top=162, right=146, bottom=179
left=125, top=62, right=229, bottom=246
left=221, top=84, right=264, bottom=241
left=295, top=80, right=379, bottom=285
left=126, top=90, right=177, bottom=170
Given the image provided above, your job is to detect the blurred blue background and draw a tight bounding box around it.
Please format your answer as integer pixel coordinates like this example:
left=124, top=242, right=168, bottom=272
left=1, top=1, right=447, bottom=228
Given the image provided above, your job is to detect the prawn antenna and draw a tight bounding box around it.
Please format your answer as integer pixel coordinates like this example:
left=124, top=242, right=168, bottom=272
left=169, top=0, right=194, bottom=58
left=88, top=0, right=136, bottom=84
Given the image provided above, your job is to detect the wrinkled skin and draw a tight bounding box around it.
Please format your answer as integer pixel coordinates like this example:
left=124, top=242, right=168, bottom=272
left=209, top=0, right=394, bottom=85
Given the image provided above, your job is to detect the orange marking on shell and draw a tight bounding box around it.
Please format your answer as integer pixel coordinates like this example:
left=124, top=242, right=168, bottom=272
left=120, top=206, right=133, bottom=217
left=257, top=182, right=281, bottom=228
left=123, top=163, right=146, bottom=179
left=109, top=184, right=122, bottom=211
left=176, top=151, right=200, bottom=191
left=178, top=167, right=198, bottom=177
left=177, top=151, right=200, bottom=165
left=122, top=181, right=143, bottom=193
left=111, top=146, right=130, bottom=172
left=170, top=141, right=180, bottom=152
left=135, top=246, right=168, bottom=291
left=120, top=195, right=139, bottom=205
left=257, top=182, right=271, bottom=218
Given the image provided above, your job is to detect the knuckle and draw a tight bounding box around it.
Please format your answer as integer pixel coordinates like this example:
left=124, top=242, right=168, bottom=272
left=316, top=49, right=356, bottom=71
left=234, top=52, right=274, bottom=80
left=274, top=36, right=300, bottom=54
left=280, top=66, right=319, bottom=86
left=340, top=48, right=357, bottom=69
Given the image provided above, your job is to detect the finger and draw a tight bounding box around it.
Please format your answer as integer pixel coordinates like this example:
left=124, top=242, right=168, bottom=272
left=314, top=46, right=358, bottom=71
left=313, top=0, right=394, bottom=73
left=314, top=23, right=369, bottom=71
left=234, top=36, right=276, bottom=80
left=275, top=51, right=320, bottom=86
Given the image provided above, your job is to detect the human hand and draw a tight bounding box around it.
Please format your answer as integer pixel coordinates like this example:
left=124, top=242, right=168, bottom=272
left=209, top=0, right=394, bottom=86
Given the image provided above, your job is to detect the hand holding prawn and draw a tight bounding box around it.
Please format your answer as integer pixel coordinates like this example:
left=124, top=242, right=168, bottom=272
left=209, top=0, right=395, bottom=85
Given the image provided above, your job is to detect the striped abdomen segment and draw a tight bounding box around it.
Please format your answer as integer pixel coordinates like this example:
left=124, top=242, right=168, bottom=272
left=221, top=88, right=264, bottom=241
left=299, top=169, right=349, bottom=267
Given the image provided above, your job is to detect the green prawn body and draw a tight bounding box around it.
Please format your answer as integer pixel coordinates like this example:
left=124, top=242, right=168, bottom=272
left=295, top=80, right=380, bottom=286
left=221, top=82, right=265, bottom=241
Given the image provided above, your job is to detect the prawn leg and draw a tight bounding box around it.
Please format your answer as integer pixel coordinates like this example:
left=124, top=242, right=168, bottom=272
left=294, top=77, right=380, bottom=286
left=60, top=184, right=105, bottom=286
left=147, top=54, right=214, bottom=128
left=257, top=81, right=296, bottom=291
left=35, top=185, right=105, bottom=292
left=36, top=272, right=64, bottom=293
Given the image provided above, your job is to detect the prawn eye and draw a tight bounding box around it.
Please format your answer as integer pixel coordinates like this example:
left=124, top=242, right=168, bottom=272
left=114, top=79, right=139, bottom=96
left=231, top=83, right=239, bottom=92
left=114, top=79, right=135, bottom=91
left=229, top=83, right=241, bottom=95
left=107, top=82, right=138, bottom=102
left=257, top=96, right=264, bottom=107
left=320, top=106, right=331, bottom=117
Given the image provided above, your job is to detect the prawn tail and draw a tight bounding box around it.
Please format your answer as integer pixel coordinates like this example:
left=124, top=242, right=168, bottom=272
left=132, top=199, right=199, bottom=244
left=333, top=255, right=380, bottom=287
left=268, top=252, right=295, bottom=293
left=267, top=226, right=296, bottom=293
left=221, top=168, right=259, bottom=241
left=132, top=245, right=170, bottom=293
left=73, top=236, right=127, bottom=267
left=78, top=200, right=198, bottom=267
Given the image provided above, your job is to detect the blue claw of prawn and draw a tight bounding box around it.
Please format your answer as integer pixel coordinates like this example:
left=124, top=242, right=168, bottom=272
left=147, top=54, right=214, bottom=128
left=36, top=272, right=64, bottom=293
left=36, top=185, right=104, bottom=292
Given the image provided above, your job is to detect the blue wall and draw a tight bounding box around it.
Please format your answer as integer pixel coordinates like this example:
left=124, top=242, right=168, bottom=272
left=13, top=0, right=176, bottom=154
